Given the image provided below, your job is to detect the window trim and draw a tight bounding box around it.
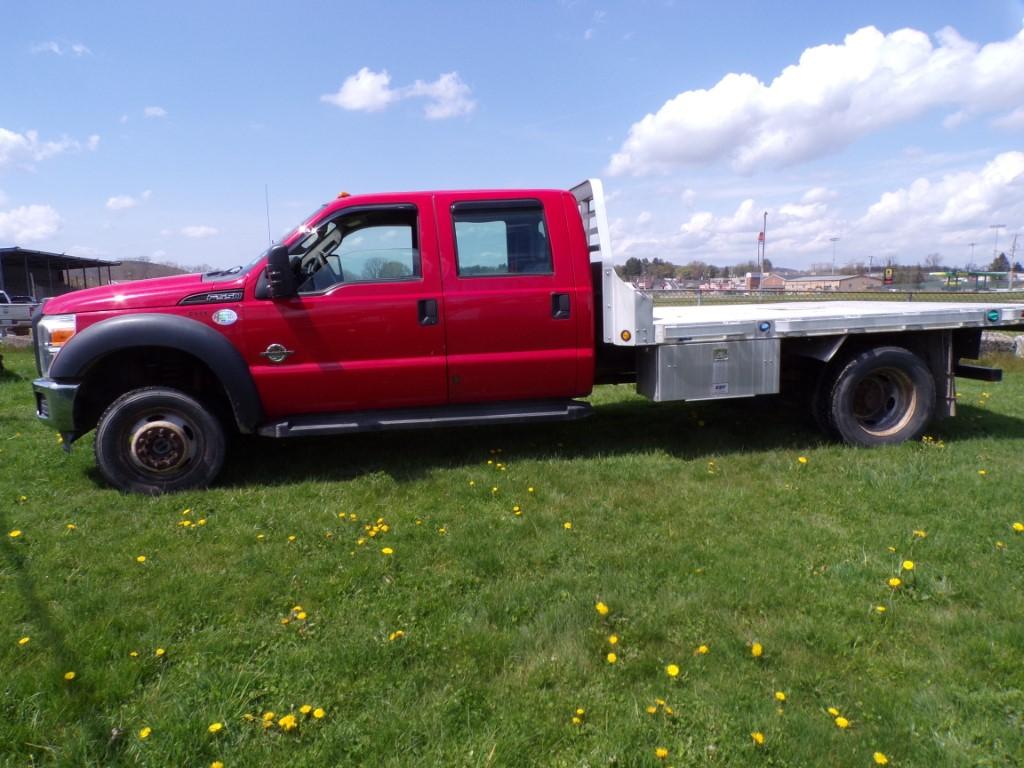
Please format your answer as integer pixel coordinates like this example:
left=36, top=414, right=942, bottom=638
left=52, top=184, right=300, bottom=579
left=451, top=198, right=554, bottom=278
left=293, top=203, right=423, bottom=296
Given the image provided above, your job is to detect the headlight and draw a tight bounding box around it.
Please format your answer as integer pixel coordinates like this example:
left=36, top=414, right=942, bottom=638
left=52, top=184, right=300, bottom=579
left=37, top=314, right=77, bottom=377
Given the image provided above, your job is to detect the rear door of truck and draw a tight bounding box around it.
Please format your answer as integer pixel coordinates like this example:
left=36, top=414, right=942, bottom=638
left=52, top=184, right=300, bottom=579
left=434, top=190, right=582, bottom=402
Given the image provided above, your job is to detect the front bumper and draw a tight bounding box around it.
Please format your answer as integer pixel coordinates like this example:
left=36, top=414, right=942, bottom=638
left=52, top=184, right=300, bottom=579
left=33, top=378, right=79, bottom=437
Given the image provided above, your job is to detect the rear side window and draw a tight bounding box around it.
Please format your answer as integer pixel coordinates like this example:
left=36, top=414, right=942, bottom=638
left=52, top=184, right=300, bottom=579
left=452, top=201, right=553, bottom=276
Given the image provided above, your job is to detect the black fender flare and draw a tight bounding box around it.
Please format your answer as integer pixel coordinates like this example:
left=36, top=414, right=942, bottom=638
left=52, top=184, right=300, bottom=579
left=50, top=313, right=263, bottom=432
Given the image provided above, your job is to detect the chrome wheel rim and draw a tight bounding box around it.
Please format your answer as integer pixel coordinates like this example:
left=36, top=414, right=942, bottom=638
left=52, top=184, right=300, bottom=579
left=852, top=367, right=917, bottom=437
left=128, top=415, right=197, bottom=474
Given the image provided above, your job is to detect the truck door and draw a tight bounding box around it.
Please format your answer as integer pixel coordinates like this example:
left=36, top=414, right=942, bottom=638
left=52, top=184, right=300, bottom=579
left=243, top=199, right=447, bottom=419
left=434, top=192, right=580, bottom=402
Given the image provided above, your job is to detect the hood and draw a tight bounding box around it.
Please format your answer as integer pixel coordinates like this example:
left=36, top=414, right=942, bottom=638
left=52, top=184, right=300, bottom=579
left=42, top=272, right=242, bottom=315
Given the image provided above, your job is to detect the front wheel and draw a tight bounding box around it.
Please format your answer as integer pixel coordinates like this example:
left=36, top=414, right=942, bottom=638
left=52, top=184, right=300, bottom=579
left=823, top=347, right=935, bottom=447
left=94, top=387, right=226, bottom=494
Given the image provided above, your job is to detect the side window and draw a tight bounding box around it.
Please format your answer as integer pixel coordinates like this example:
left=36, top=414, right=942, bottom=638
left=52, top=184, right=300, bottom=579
left=293, top=207, right=420, bottom=293
left=452, top=201, right=553, bottom=276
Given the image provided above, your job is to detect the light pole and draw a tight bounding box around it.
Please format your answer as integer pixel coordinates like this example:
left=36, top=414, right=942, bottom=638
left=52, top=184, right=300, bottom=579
left=829, top=236, right=840, bottom=275
left=990, top=223, right=1006, bottom=261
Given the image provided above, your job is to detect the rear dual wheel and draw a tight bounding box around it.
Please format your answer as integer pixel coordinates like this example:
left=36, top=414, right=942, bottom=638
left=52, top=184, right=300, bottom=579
left=818, top=347, right=935, bottom=447
left=95, top=387, right=226, bottom=494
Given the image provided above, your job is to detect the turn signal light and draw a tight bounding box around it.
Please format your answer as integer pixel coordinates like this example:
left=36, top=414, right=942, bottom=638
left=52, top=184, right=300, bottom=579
left=337, top=191, right=352, bottom=198
left=620, top=330, right=632, bottom=342
left=50, top=328, right=76, bottom=346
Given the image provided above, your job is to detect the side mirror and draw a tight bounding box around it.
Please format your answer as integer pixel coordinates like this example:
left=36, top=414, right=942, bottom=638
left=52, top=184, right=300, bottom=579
left=266, top=245, right=297, bottom=299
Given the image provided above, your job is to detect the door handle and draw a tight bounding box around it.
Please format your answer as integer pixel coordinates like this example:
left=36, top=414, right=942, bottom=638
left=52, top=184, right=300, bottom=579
left=418, top=298, right=439, bottom=326
left=551, top=292, right=571, bottom=320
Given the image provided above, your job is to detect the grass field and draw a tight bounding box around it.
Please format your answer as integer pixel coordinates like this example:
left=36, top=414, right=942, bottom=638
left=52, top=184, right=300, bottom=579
left=2, top=344, right=1023, bottom=767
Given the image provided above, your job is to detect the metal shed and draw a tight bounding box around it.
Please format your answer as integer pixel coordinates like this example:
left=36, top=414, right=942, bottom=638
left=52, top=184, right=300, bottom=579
left=0, top=247, right=121, bottom=299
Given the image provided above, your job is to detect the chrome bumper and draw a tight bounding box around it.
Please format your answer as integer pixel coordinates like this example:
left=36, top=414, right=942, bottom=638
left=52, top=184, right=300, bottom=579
left=33, top=378, right=79, bottom=434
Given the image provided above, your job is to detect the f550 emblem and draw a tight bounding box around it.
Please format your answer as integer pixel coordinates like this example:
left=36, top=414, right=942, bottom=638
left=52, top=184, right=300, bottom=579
left=260, top=343, right=295, bottom=363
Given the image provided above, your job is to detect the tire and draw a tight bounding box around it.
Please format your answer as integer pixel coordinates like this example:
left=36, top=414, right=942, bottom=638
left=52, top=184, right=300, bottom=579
left=823, top=347, right=935, bottom=447
left=94, top=387, right=226, bottom=494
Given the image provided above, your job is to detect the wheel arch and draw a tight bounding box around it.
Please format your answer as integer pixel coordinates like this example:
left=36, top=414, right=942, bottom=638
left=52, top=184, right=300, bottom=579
left=50, top=313, right=263, bottom=434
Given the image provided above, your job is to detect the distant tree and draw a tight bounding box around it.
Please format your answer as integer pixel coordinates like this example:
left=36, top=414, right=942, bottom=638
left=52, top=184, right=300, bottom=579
left=1014, top=261, right=1024, bottom=273
left=622, top=257, right=643, bottom=278
left=762, top=257, right=773, bottom=272
left=990, top=253, right=1010, bottom=272
left=924, top=252, right=944, bottom=270
left=362, top=258, right=412, bottom=280
left=705, top=265, right=720, bottom=279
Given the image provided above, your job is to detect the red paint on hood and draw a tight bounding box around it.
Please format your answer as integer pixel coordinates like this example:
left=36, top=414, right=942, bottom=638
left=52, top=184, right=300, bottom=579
left=42, top=272, right=237, bottom=315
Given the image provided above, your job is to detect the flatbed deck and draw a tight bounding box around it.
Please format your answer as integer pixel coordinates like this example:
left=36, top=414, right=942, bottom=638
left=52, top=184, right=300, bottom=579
left=653, top=301, right=1024, bottom=343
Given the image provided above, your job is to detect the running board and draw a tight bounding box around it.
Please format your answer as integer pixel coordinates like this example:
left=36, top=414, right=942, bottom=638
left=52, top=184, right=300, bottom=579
left=257, top=399, right=594, bottom=438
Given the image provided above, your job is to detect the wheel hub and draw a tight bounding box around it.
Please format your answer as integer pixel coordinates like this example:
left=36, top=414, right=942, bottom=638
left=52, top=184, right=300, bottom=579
left=130, top=419, right=191, bottom=472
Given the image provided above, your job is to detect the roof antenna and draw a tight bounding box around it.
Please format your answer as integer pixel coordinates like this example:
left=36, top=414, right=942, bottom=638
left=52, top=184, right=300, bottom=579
left=264, top=184, right=272, bottom=245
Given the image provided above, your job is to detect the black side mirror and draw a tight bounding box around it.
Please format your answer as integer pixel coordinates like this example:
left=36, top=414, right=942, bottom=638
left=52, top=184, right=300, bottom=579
left=266, top=245, right=297, bottom=299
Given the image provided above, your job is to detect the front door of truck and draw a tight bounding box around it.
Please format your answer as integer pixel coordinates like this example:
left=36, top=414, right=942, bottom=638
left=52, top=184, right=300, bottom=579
left=243, top=199, right=447, bottom=419
left=434, top=192, right=580, bottom=402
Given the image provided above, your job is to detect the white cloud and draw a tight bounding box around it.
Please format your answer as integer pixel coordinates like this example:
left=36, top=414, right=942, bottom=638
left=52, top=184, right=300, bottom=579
left=407, top=72, right=476, bottom=119
left=802, top=186, right=837, bottom=203
left=0, top=204, right=61, bottom=242
left=31, top=41, right=90, bottom=56
left=141, top=189, right=152, bottom=200
left=609, top=25, right=1024, bottom=175
left=321, top=68, right=475, bottom=119
left=181, top=225, right=218, bottom=238
left=0, top=189, right=6, bottom=207
left=106, top=195, right=138, bottom=210
left=993, top=106, right=1024, bottom=130
left=320, top=68, right=398, bottom=112
left=0, top=127, right=100, bottom=169
left=144, top=106, right=167, bottom=118
left=119, top=114, right=129, bottom=124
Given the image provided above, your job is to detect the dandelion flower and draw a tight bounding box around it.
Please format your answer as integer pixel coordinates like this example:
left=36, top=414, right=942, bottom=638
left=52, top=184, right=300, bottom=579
left=655, top=746, right=669, bottom=759
left=262, top=711, right=275, bottom=721
left=666, top=664, right=680, bottom=678
left=913, top=529, right=927, bottom=538
left=66, top=523, right=76, bottom=530
left=834, top=716, right=850, bottom=729
left=18, top=636, right=29, bottom=646
left=646, top=705, right=657, bottom=714
left=129, top=650, right=139, bottom=657
left=212, top=763, right=224, bottom=768
left=902, top=560, right=915, bottom=571
left=606, top=652, right=618, bottom=664
left=1012, top=522, right=1024, bottom=533
left=751, top=731, right=765, bottom=746
left=136, top=555, right=146, bottom=563
left=608, top=634, right=619, bottom=645
left=978, top=469, right=987, bottom=476
left=751, top=642, right=763, bottom=658
left=571, top=715, right=582, bottom=725
left=381, top=547, right=393, bottom=556
left=996, top=540, right=1007, bottom=549
left=595, top=601, right=609, bottom=616
left=696, top=644, right=709, bottom=655
left=887, top=577, right=902, bottom=588
left=563, top=521, right=573, bottom=530
left=873, top=752, right=889, bottom=765
left=296, top=611, right=307, bottom=620
left=797, top=456, right=808, bottom=464
left=288, top=535, right=296, bottom=542
left=313, top=707, right=325, bottom=719
left=208, top=722, right=224, bottom=734
left=528, top=487, right=535, bottom=493
left=257, top=534, right=265, bottom=540
left=278, top=714, right=298, bottom=731
left=299, top=705, right=312, bottom=715
left=575, top=708, right=585, bottom=716
left=774, top=691, right=786, bottom=702
left=875, top=605, right=887, bottom=614
left=8, top=530, right=22, bottom=539
left=64, top=671, right=76, bottom=681
left=886, top=546, right=897, bottom=553
left=139, top=726, right=151, bottom=740
left=155, top=648, right=166, bottom=657
left=491, top=486, right=498, bottom=494
left=827, top=707, right=840, bottom=717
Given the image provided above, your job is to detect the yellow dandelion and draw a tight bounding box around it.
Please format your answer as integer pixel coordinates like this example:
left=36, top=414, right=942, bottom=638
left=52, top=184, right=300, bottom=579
left=63, top=671, right=76, bottom=681
left=155, top=647, right=166, bottom=657
left=827, top=707, right=840, bottom=716
left=913, top=529, right=927, bottom=538
left=873, top=752, right=889, bottom=765
left=646, top=705, right=657, bottom=714
left=797, top=456, right=808, bottom=464
left=8, top=530, right=22, bottom=539
left=996, top=540, right=1007, bottom=549
left=575, top=707, right=585, bottom=716
left=606, top=652, right=618, bottom=664
left=136, top=555, right=146, bottom=563
left=774, top=691, right=786, bottom=702
left=528, top=486, right=535, bottom=493
left=287, top=535, right=296, bottom=542
left=902, top=560, right=915, bottom=571
left=66, top=523, right=76, bottom=530
left=197, top=518, right=207, bottom=526
left=139, top=726, right=152, bottom=739
left=563, top=521, right=573, bottom=530
left=666, top=664, right=680, bottom=678
left=491, top=486, right=498, bottom=494
left=978, top=469, right=987, bottom=476
left=313, top=707, right=325, bottom=719
left=296, top=611, right=307, bottom=620
left=595, top=601, right=609, bottom=616
left=608, top=634, right=619, bottom=645
left=835, top=716, right=850, bottom=729
left=875, top=605, right=887, bottom=614
left=696, top=644, right=709, bottom=655
left=129, top=650, right=139, bottom=657
left=571, top=716, right=581, bottom=725
left=208, top=722, right=224, bottom=734
left=1012, top=522, right=1024, bottom=533
left=655, top=747, right=669, bottom=759
left=278, top=714, right=298, bottom=731
left=181, top=508, right=191, bottom=516
left=256, top=533, right=265, bottom=540
left=887, top=546, right=897, bottom=553
left=751, top=642, right=763, bottom=658
left=751, top=731, right=765, bottom=746
left=887, top=577, right=902, bottom=588
left=262, top=711, right=275, bottom=721
left=18, top=636, right=30, bottom=646
left=438, top=527, right=447, bottom=535
left=299, top=704, right=312, bottom=715
left=381, top=547, right=394, bottom=556
left=211, top=762, right=224, bottom=768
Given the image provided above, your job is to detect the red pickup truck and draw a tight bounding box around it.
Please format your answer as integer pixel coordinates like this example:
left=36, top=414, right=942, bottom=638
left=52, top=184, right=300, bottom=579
left=32, top=180, right=1024, bottom=493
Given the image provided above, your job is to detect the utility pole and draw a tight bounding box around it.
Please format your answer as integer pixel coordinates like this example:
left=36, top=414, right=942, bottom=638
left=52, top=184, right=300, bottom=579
left=990, top=224, right=1006, bottom=264
left=829, top=236, right=840, bottom=275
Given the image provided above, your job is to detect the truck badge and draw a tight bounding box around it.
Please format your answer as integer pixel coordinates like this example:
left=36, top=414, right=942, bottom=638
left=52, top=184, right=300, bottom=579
left=260, top=343, right=295, bottom=363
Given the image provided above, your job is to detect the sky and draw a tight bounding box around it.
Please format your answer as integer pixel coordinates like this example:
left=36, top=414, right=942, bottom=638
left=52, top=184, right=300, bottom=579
left=2, top=0, right=1024, bottom=272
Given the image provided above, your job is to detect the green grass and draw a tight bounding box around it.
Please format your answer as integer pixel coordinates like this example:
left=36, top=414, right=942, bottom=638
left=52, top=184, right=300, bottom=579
left=2, top=345, right=1023, bottom=767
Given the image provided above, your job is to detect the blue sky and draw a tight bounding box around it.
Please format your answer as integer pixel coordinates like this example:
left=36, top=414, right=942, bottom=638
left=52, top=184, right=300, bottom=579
left=2, top=1, right=1023, bottom=271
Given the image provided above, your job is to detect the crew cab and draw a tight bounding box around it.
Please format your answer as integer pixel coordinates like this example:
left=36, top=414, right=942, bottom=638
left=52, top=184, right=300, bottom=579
left=31, top=180, right=1024, bottom=493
